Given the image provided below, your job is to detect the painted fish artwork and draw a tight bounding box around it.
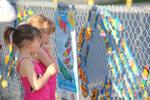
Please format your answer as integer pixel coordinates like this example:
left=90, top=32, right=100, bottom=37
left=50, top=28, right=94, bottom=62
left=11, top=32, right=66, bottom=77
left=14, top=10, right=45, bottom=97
left=58, top=16, right=67, bottom=32
left=80, top=83, right=89, bottom=97
left=79, top=67, right=88, bottom=84
left=65, top=37, right=71, bottom=48
left=68, top=11, right=75, bottom=27
left=90, top=88, right=99, bottom=100
left=77, top=26, right=84, bottom=52
left=85, top=27, right=92, bottom=42
left=63, top=57, right=71, bottom=65
left=57, top=58, right=72, bottom=81
left=63, top=46, right=72, bottom=57
left=17, top=8, right=34, bottom=23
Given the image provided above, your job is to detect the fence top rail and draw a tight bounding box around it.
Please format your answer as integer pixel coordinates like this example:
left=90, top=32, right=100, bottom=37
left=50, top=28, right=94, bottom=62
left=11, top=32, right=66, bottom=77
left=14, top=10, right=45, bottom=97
left=16, top=2, right=150, bottom=14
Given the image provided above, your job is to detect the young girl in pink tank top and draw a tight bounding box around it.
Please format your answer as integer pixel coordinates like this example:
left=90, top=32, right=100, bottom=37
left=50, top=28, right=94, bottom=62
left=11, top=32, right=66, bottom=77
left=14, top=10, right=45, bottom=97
left=3, top=24, right=56, bottom=100
left=28, top=14, right=58, bottom=100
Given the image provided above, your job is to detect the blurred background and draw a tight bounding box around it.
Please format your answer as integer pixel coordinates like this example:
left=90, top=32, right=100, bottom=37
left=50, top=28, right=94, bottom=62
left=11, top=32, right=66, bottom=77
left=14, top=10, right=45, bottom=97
left=8, top=0, right=150, bottom=6
left=0, top=0, right=150, bottom=100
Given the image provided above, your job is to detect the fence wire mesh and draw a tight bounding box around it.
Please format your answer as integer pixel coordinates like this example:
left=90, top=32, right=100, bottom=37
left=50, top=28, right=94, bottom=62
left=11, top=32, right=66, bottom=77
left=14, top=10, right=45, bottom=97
left=0, top=1, right=149, bottom=100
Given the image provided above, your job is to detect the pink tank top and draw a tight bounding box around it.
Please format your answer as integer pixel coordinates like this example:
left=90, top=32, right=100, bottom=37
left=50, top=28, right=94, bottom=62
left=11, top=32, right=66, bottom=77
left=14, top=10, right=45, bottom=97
left=17, top=57, right=50, bottom=100
left=37, top=48, right=57, bottom=100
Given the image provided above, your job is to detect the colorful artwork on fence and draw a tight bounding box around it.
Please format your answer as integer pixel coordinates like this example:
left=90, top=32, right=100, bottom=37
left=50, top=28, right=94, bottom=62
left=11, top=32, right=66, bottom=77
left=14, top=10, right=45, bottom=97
left=55, top=3, right=77, bottom=100
left=77, top=7, right=112, bottom=99
left=17, top=8, right=34, bottom=23
left=0, top=6, right=33, bottom=91
left=0, top=44, right=17, bottom=89
left=77, top=6, right=150, bottom=99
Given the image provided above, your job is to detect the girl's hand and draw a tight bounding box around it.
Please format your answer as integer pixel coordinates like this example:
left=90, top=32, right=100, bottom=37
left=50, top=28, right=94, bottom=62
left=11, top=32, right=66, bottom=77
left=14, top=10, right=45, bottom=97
left=44, top=43, right=59, bottom=73
left=46, top=64, right=56, bottom=76
left=37, top=44, right=59, bottom=74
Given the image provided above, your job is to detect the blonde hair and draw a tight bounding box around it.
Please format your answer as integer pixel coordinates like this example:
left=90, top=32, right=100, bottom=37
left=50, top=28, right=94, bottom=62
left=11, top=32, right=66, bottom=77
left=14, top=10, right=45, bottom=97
left=27, top=14, right=55, bottom=34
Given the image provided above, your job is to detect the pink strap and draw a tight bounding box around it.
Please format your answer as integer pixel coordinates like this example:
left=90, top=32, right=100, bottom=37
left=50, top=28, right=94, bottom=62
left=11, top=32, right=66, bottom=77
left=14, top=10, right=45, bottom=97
left=17, top=57, right=29, bottom=73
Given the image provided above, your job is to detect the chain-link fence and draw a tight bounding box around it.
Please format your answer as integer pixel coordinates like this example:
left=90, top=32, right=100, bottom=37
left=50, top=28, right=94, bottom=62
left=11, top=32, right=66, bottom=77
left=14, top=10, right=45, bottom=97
left=0, top=1, right=150, bottom=100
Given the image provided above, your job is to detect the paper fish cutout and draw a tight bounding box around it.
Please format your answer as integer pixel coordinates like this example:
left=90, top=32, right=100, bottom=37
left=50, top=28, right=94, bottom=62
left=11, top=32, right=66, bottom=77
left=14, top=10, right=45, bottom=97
left=65, top=37, right=71, bottom=48
left=58, top=16, right=67, bottom=32
left=57, top=58, right=72, bottom=81
left=2, top=80, right=8, bottom=89
left=63, top=57, right=71, bottom=65
left=102, top=35, right=112, bottom=54
left=68, top=11, right=75, bottom=27
left=77, top=55, right=81, bottom=67
left=106, top=47, right=112, bottom=54
left=27, top=8, right=34, bottom=16
left=63, top=46, right=71, bottom=57
left=77, top=26, right=84, bottom=52
left=80, top=83, right=89, bottom=97
left=90, top=88, right=99, bottom=100
left=24, top=10, right=27, bottom=17
left=85, top=27, right=92, bottom=42
left=66, top=64, right=73, bottom=70
left=140, top=80, right=146, bottom=89
left=142, top=65, right=149, bottom=80
left=97, top=25, right=106, bottom=38
left=7, top=60, right=15, bottom=77
left=5, top=55, right=9, bottom=64
left=105, top=90, right=109, bottom=97
left=79, top=67, right=88, bottom=84
left=17, top=8, right=34, bottom=23
left=140, top=65, right=149, bottom=89
left=17, top=12, right=23, bottom=23
left=101, top=30, right=106, bottom=38
left=9, top=43, right=12, bottom=53
left=143, top=90, right=148, bottom=98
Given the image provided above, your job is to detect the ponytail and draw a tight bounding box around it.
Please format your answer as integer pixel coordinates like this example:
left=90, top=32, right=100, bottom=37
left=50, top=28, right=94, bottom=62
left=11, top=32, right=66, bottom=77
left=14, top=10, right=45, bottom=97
left=3, top=26, right=16, bottom=45
left=3, top=24, right=41, bottom=49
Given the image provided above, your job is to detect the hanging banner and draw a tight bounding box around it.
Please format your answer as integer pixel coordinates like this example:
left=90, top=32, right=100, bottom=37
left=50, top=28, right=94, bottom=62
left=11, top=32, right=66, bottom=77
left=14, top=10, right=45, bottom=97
left=55, top=2, right=78, bottom=100
left=77, top=6, right=111, bottom=99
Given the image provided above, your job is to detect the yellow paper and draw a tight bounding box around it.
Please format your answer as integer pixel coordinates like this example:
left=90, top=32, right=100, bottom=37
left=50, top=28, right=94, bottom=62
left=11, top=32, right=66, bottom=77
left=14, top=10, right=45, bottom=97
left=24, top=11, right=26, bottom=17
left=143, top=69, right=148, bottom=75
left=2, top=80, right=8, bottom=89
left=9, top=44, right=12, bottom=52
left=28, top=9, right=34, bottom=16
left=68, top=11, right=75, bottom=27
left=5, top=55, right=9, bottom=64
left=17, top=13, right=22, bottom=19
